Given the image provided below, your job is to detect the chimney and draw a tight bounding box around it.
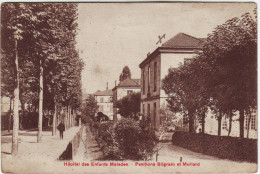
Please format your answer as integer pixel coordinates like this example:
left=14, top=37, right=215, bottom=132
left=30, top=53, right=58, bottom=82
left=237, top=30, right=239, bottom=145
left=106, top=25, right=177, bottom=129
left=115, top=80, right=117, bottom=87
left=147, top=52, right=150, bottom=57
left=106, top=82, right=108, bottom=90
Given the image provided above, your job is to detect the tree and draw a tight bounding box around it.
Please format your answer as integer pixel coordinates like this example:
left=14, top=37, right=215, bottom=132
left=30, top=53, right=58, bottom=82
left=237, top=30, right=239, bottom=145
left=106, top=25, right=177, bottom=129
left=197, top=11, right=257, bottom=137
left=116, top=92, right=140, bottom=119
left=119, top=66, right=131, bottom=82
left=162, top=59, right=209, bottom=133
left=1, top=3, right=25, bottom=155
left=82, top=95, right=98, bottom=122
left=2, top=3, right=83, bottom=147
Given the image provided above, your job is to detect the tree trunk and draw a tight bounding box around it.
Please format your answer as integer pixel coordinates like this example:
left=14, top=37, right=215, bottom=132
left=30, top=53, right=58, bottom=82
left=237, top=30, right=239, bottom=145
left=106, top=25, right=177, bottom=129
left=20, top=102, right=25, bottom=130
left=67, top=105, right=70, bottom=129
left=8, top=97, right=13, bottom=132
left=188, top=110, right=194, bottom=133
left=52, top=104, right=57, bottom=136
left=201, top=112, right=205, bottom=134
left=217, top=112, right=222, bottom=136
left=12, top=39, right=19, bottom=156
left=239, top=109, right=245, bottom=138
left=228, top=111, right=232, bottom=136
left=247, top=112, right=252, bottom=138
left=37, top=60, right=43, bottom=143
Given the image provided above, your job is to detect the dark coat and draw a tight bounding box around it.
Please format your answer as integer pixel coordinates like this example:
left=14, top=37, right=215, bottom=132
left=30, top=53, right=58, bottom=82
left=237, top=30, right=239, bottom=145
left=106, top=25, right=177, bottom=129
left=58, top=123, right=65, bottom=132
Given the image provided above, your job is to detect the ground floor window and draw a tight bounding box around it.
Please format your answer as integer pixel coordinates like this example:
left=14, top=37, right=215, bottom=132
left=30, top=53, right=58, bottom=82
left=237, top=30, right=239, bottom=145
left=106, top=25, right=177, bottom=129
left=251, top=114, right=256, bottom=130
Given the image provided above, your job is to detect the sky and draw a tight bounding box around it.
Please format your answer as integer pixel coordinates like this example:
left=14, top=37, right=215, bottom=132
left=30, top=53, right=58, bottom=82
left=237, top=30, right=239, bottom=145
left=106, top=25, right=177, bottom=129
left=76, top=2, right=256, bottom=94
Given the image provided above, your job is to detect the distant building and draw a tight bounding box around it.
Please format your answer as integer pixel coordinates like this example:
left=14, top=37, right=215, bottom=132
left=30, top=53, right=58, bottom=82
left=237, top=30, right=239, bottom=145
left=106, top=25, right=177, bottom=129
left=139, top=33, right=205, bottom=131
left=1, top=96, right=11, bottom=114
left=93, top=88, right=113, bottom=120
left=112, top=78, right=141, bottom=121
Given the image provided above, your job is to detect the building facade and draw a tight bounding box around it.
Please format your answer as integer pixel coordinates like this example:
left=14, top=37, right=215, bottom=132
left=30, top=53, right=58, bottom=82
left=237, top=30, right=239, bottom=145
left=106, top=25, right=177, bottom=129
left=93, top=89, right=113, bottom=120
left=196, top=109, right=257, bottom=139
left=112, top=78, right=141, bottom=121
left=139, top=33, right=204, bottom=130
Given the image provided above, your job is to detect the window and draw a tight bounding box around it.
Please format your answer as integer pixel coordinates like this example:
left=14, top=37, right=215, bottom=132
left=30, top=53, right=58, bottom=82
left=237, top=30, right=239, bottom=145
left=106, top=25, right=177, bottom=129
left=148, top=104, right=150, bottom=117
left=142, top=69, right=145, bottom=95
left=251, top=115, right=256, bottom=130
left=142, top=103, right=145, bottom=116
left=109, top=96, right=113, bottom=102
left=100, top=97, right=104, bottom=103
left=148, top=66, right=151, bottom=93
left=127, top=90, right=133, bottom=95
left=154, top=62, right=157, bottom=92
left=99, top=105, right=103, bottom=112
left=153, top=103, right=156, bottom=128
left=245, top=115, right=249, bottom=129
left=222, top=119, right=227, bottom=130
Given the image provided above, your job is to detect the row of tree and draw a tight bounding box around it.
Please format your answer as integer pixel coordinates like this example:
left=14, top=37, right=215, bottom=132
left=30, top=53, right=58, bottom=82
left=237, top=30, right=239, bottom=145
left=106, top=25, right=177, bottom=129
left=162, top=11, right=257, bottom=137
left=1, top=3, right=84, bottom=155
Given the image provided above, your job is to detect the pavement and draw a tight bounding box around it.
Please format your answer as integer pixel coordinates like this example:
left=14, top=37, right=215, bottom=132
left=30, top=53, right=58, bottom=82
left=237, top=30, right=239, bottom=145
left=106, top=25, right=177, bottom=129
left=2, top=126, right=81, bottom=173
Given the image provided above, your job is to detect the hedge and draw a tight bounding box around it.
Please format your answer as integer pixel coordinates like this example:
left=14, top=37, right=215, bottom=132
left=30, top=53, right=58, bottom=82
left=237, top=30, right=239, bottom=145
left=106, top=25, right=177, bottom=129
left=172, top=132, right=257, bottom=163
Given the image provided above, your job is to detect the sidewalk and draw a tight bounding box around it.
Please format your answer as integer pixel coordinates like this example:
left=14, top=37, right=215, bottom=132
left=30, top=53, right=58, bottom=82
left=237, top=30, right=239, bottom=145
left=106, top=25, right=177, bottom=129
left=2, top=126, right=81, bottom=173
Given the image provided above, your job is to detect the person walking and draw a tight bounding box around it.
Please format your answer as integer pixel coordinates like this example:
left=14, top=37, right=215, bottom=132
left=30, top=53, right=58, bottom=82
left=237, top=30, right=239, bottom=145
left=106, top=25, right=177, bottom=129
left=57, top=121, right=65, bottom=140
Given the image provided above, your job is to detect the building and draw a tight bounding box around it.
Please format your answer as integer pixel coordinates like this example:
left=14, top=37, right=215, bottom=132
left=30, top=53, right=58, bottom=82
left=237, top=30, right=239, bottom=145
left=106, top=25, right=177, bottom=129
left=139, top=33, right=205, bottom=130
left=93, top=88, right=113, bottom=120
left=112, top=78, right=141, bottom=121
left=196, top=109, right=257, bottom=139
left=1, top=96, right=12, bottom=114
left=139, top=32, right=257, bottom=139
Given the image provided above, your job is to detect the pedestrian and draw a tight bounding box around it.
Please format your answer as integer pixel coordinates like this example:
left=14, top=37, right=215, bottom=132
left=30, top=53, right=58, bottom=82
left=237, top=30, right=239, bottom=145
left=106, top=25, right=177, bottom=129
left=57, top=121, right=65, bottom=140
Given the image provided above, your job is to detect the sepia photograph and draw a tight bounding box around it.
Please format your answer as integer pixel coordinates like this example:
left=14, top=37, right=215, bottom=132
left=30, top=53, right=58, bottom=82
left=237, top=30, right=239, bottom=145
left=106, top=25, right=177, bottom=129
left=1, top=2, right=258, bottom=173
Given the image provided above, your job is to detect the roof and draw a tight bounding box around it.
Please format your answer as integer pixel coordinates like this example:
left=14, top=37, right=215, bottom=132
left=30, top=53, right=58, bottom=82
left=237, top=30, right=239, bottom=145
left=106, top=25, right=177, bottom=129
left=93, top=89, right=113, bottom=96
left=118, top=78, right=140, bottom=87
left=112, top=78, right=141, bottom=91
left=139, top=33, right=205, bottom=68
left=162, top=33, right=204, bottom=48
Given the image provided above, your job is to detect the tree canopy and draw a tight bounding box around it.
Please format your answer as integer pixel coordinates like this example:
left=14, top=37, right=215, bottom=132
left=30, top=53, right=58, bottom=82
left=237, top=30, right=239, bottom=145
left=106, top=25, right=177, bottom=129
left=119, top=66, right=132, bottom=82
left=116, top=92, right=140, bottom=120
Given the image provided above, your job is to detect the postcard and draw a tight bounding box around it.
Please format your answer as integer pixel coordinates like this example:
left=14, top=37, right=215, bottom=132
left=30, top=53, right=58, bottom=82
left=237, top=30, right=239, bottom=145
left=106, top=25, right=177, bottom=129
left=1, top=2, right=257, bottom=173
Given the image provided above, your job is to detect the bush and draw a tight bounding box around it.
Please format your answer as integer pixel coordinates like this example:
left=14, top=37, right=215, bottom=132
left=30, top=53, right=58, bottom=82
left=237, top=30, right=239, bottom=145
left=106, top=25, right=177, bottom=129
left=172, top=132, right=257, bottom=163
left=91, top=118, right=157, bottom=160
left=115, top=118, right=156, bottom=160
left=94, top=122, right=122, bottom=160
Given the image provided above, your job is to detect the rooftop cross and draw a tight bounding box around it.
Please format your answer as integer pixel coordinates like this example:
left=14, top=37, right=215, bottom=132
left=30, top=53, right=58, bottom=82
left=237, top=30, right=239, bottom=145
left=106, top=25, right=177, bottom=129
left=156, top=34, right=166, bottom=45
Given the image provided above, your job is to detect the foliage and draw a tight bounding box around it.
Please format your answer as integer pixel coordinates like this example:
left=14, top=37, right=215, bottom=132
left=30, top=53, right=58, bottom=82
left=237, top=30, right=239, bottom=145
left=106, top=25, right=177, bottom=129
left=81, top=95, right=98, bottom=123
left=119, top=66, right=131, bottom=82
left=172, top=132, right=257, bottom=163
left=159, top=104, right=179, bottom=133
left=1, top=3, right=83, bottom=111
left=92, top=118, right=157, bottom=160
left=116, top=92, right=140, bottom=119
left=96, top=112, right=109, bottom=122
left=114, top=118, right=156, bottom=160
left=95, top=122, right=122, bottom=160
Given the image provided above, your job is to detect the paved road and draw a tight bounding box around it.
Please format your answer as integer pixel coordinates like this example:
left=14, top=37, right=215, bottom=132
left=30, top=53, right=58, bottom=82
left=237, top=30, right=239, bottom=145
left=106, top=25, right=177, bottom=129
left=153, top=142, right=257, bottom=173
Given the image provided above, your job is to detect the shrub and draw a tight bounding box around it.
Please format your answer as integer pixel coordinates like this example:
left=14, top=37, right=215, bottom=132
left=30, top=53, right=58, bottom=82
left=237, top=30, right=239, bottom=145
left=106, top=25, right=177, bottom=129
left=115, top=118, right=156, bottom=160
left=172, top=132, right=257, bottom=163
left=94, top=122, right=122, bottom=160
left=91, top=118, right=157, bottom=160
